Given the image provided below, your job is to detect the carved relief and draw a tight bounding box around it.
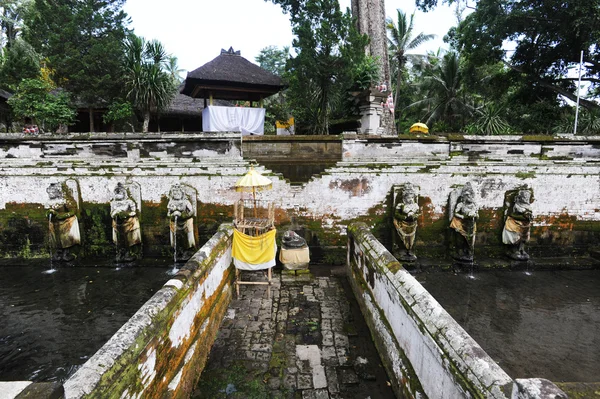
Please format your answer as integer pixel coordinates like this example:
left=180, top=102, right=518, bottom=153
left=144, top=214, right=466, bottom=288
left=393, top=183, right=420, bottom=261
left=449, top=183, right=479, bottom=262
left=46, top=180, right=81, bottom=262
left=167, top=184, right=197, bottom=261
left=110, top=182, right=142, bottom=262
left=503, top=186, right=534, bottom=260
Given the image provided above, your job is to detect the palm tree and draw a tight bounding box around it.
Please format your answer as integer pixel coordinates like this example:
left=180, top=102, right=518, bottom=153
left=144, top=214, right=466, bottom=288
left=386, top=9, right=435, bottom=114
left=409, top=52, right=472, bottom=130
left=124, top=35, right=177, bottom=132
left=166, top=55, right=185, bottom=84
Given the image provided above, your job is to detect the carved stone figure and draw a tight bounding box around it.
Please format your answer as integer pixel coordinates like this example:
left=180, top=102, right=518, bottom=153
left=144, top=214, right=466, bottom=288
left=282, top=230, right=307, bottom=249
left=46, top=182, right=81, bottom=262
left=503, top=186, right=534, bottom=260
left=110, top=183, right=141, bottom=262
left=393, top=184, right=420, bottom=261
left=449, top=183, right=479, bottom=262
left=167, top=184, right=196, bottom=261
left=280, top=230, right=310, bottom=271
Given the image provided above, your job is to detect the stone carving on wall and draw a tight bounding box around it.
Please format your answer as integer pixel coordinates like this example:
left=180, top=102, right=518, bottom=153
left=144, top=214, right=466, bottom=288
left=279, top=230, right=310, bottom=270
left=46, top=180, right=81, bottom=262
left=167, top=184, right=197, bottom=261
left=393, top=183, right=420, bottom=261
left=503, top=186, right=534, bottom=260
left=449, top=183, right=479, bottom=262
left=110, top=182, right=142, bottom=262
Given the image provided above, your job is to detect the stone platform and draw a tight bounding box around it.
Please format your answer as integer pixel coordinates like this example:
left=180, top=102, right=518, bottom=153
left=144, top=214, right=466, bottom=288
left=192, top=267, right=395, bottom=399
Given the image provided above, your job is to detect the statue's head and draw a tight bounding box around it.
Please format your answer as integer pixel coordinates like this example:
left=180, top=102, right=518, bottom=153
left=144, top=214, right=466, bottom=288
left=516, top=189, right=532, bottom=204
left=402, top=186, right=417, bottom=204
left=113, top=183, right=128, bottom=200
left=47, top=183, right=63, bottom=200
left=461, top=183, right=475, bottom=204
left=170, top=185, right=184, bottom=200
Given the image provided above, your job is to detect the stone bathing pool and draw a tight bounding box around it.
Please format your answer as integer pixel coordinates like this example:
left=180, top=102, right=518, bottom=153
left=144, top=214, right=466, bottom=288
left=418, top=268, right=600, bottom=383
left=0, top=260, right=170, bottom=383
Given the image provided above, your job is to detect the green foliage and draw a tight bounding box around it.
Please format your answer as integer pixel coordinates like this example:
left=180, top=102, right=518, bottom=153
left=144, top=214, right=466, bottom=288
left=464, top=102, right=511, bottom=135
left=24, top=0, right=128, bottom=112
left=124, top=35, right=178, bottom=133
left=274, top=0, right=369, bottom=134
left=103, top=100, right=135, bottom=131
left=408, top=52, right=472, bottom=131
left=0, top=37, right=40, bottom=91
left=255, top=45, right=289, bottom=76
left=351, top=55, right=380, bottom=91
left=455, top=0, right=600, bottom=113
left=7, top=77, right=75, bottom=131
left=386, top=8, right=435, bottom=122
left=552, top=109, right=600, bottom=135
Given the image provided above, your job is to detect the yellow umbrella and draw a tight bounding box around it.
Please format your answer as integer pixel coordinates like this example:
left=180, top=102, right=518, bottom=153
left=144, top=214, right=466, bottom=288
left=409, top=122, right=429, bottom=134
left=235, top=166, right=272, bottom=217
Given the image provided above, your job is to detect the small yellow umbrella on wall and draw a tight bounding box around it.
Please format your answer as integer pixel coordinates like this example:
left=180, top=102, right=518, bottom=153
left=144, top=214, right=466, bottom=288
left=235, top=166, right=272, bottom=216
left=409, top=122, right=429, bottom=134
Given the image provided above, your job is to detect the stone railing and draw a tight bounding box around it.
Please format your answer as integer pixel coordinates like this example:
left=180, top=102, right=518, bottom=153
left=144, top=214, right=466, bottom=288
left=346, top=222, right=567, bottom=399
left=61, top=223, right=234, bottom=398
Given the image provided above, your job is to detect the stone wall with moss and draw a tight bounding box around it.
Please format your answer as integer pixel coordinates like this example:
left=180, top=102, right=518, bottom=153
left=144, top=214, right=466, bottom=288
left=346, top=222, right=567, bottom=399
left=62, top=223, right=235, bottom=399
left=0, top=133, right=598, bottom=264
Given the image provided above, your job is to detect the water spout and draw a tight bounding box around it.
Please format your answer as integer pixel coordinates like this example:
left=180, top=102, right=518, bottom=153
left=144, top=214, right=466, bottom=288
left=167, top=216, right=179, bottom=276
left=44, top=213, right=57, bottom=274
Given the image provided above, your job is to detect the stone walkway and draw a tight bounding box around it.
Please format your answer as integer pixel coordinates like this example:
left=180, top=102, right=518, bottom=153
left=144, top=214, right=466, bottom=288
left=192, top=267, right=395, bottom=399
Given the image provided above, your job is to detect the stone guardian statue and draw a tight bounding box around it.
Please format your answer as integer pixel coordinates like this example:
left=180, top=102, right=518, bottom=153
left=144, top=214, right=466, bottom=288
left=110, top=183, right=142, bottom=262
left=393, top=184, right=420, bottom=261
left=46, top=182, right=81, bottom=262
left=167, top=184, right=196, bottom=261
left=449, top=183, right=479, bottom=262
left=502, top=186, right=534, bottom=260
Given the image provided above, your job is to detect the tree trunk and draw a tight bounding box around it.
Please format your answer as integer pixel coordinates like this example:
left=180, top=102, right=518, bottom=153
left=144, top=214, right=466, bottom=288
left=88, top=108, right=94, bottom=132
left=143, top=111, right=150, bottom=133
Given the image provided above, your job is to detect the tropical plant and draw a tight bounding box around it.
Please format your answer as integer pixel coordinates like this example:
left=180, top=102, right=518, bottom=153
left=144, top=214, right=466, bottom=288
left=165, top=55, right=185, bottom=84
left=0, top=36, right=39, bottom=90
left=552, top=109, right=600, bottom=135
left=271, top=0, right=368, bottom=134
left=124, top=35, right=178, bottom=133
left=25, top=0, right=128, bottom=131
left=8, top=77, right=75, bottom=131
left=0, top=0, right=31, bottom=49
left=408, top=52, right=472, bottom=130
left=465, top=102, right=511, bottom=135
left=386, top=9, right=435, bottom=116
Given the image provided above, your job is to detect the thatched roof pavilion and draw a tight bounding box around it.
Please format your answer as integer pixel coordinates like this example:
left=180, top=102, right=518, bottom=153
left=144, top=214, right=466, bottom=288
left=181, top=47, right=285, bottom=104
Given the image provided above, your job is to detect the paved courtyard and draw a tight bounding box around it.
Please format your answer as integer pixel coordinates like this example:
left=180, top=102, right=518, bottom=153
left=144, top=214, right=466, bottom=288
left=192, top=266, right=395, bottom=399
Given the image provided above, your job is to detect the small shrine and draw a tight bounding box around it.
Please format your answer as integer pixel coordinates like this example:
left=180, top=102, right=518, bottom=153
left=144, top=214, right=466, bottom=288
left=180, top=47, right=286, bottom=135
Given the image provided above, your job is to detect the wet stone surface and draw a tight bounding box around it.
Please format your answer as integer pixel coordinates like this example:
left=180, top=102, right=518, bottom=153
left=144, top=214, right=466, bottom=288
left=193, top=267, right=394, bottom=399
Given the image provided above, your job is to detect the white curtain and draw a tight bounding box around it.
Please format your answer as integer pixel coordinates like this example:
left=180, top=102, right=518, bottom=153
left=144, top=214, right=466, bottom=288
left=202, top=106, right=265, bottom=135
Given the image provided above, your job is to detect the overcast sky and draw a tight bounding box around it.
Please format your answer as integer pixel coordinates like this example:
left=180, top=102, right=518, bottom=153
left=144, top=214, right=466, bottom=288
left=123, top=0, right=458, bottom=75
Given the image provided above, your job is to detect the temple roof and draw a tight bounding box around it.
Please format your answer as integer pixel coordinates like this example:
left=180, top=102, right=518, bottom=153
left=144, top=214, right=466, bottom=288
left=162, top=93, right=229, bottom=116
left=180, top=47, right=285, bottom=102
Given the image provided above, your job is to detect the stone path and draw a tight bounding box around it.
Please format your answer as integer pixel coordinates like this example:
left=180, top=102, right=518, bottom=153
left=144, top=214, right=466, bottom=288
left=192, top=267, right=395, bottom=399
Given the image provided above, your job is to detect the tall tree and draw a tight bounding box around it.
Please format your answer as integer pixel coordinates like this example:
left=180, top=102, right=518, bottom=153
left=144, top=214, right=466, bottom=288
left=0, top=0, right=31, bottom=49
left=386, top=9, right=435, bottom=120
left=0, top=37, right=39, bottom=90
left=409, top=52, right=472, bottom=129
left=256, top=45, right=289, bottom=76
left=455, top=0, right=600, bottom=112
left=270, top=0, right=368, bottom=134
left=24, top=0, right=129, bottom=131
left=124, top=35, right=177, bottom=133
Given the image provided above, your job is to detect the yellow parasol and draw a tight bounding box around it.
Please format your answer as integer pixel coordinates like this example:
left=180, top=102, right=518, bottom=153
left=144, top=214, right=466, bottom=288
left=235, top=166, right=272, bottom=216
left=409, top=122, right=429, bottom=134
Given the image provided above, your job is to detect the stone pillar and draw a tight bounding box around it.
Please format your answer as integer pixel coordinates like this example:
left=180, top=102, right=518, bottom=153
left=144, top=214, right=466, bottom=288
left=357, top=90, right=387, bottom=134
left=351, top=0, right=397, bottom=136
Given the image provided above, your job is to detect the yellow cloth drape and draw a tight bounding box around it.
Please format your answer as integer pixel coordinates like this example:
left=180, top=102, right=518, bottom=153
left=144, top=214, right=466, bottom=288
left=232, top=228, right=277, bottom=265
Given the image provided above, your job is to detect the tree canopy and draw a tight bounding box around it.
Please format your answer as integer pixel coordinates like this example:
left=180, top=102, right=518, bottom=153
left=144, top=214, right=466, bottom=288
left=24, top=0, right=129, bottom=130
